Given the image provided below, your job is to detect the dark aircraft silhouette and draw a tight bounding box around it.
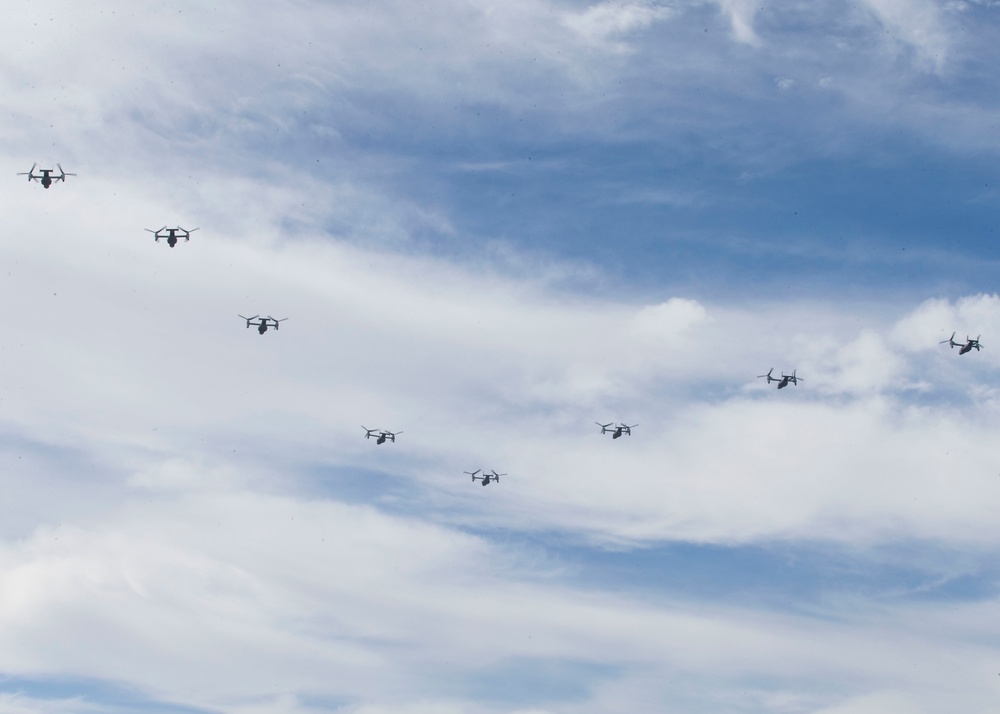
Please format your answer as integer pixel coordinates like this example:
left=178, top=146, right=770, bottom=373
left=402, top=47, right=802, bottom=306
left=239, top=315, right=287, bottom=334
left=596, top=422, right=636, bottom=439
left=145, top=225, right=198, bottom=247
left=940, top=332, right=982, bottom=355
left=465, top=469, right=504, bottom=486
left=758, top=368, right=802, bottom=389
left=362, top=426, right=402, bottom=444
left=18, top=163, right=75, bottom=189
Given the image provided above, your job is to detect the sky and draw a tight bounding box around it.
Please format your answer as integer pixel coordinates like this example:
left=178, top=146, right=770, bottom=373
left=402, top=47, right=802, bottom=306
left=1, top=0, right=1000, bottom=712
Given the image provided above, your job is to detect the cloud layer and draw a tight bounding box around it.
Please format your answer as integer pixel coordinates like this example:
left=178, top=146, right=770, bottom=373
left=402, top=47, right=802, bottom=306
left=3, top=1, right=1000, bottom=713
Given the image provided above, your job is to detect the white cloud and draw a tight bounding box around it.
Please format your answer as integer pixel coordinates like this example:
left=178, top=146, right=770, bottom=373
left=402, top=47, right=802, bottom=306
left=2, top=2, right=1000, bottom=712
left=0, top=482, right=998, bottom=713
left=629, top=298, right=708, bottom=341
left=808, top=690, right=922, bottom=714
left=860, top=0, right=951, bottom=70
left=715, top=0, right=762, bottom=45
left=563, top=0, right=674, bottom=49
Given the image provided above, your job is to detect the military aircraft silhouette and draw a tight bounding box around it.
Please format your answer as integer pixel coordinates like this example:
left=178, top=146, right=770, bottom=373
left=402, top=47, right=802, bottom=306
left=758, top=368, right=802, bottom=389
left=465, top=469, right=504, bottom=486
left=145, top=226, right=198, bottom=247
left=18, top=163, right=75, bottom=189
left=239, top=315, right=287, bottom=334
left=362, top=426, right=402, bottom=444
left=940, top=332, right=982, bottom=355
left=596, top=422, right=636, bottom=439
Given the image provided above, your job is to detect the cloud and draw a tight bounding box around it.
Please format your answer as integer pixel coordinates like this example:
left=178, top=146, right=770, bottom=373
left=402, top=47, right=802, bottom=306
left=629, top=298, right=708, bottom=341
left=715, top=0, right=762, bottom=45
left=3, top=2, right=1000, bottom=713
left=860, top=0, right=951, bottom=70
left=563, top=0, right=674, bottom=49
left=0, top=481, right=998, bottom=713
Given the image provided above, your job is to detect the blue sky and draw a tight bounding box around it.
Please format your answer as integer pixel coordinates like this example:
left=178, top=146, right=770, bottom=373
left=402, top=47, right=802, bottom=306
left=2, top=1, right=1000, bottom=713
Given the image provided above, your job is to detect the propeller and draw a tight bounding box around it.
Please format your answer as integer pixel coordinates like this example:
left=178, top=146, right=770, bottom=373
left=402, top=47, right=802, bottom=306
left=57, top=164, right=75, bottom=178
left=464, top=469, right=481, bottom=480
left=17, top=163, right=37, bottom=180
left=757, top=368, right=774, bottom=379
left=940, top=332, right=957, bottom=345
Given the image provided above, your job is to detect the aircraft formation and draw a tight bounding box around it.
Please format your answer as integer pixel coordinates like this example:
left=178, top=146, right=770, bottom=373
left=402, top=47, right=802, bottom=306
left=17, top=163, right=985, bottom=487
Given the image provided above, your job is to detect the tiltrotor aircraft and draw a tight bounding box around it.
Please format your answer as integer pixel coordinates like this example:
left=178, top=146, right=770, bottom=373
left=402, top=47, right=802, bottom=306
left=596, top=422, right=636, bottom=439
left=940, top=332, right=982, bottom=355
left=465, top=469, right=504, bottom=486
left=146, top=226, right=198, bottom=247
left=362, top=427, right=402, bottom=444
left=239, top=315, right=287, bottom=334
left=758, top=368, right=802, bottom=389
left=18, top=163, right=75, bottom=188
